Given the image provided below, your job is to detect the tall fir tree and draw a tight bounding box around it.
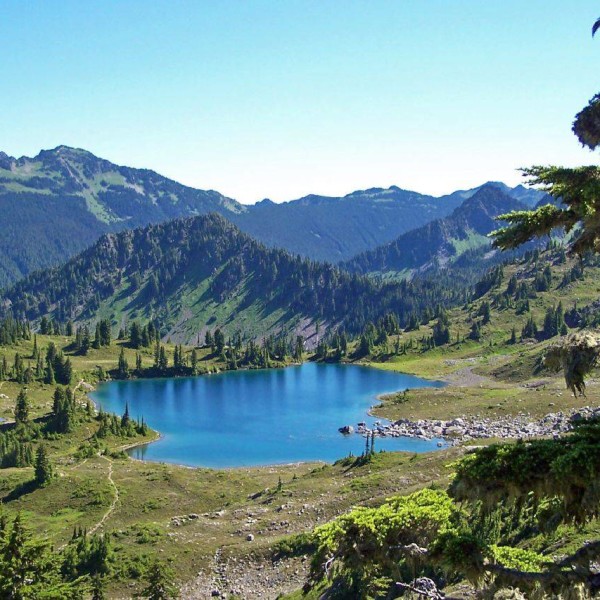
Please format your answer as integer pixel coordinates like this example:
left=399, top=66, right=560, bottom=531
left=14, top=389, right=29, bottom=424
left=34, top=444, right=53, bottom=486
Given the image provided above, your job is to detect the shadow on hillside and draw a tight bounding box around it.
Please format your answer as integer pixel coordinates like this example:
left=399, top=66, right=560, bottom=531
left=2, top=479, right=38, bottom=503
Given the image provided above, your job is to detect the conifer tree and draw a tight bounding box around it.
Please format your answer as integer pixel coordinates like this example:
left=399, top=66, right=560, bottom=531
left=13, top=352, right=25, bottom=383
left=491, top=25, right=600, bottom=257
left=93, top=323, right=102, bottom=349
left=117, top=348, right=129, bottom=379
left=14, top=389, right=29, bottom=424
left=130, top=321, right=142, bottom=349
left=480, top=300, right=491, bottom=324
left=53, top=386, right=75, bottom=433
left=34, top=444, right=53, bottom=486
left=521, top=314, right=538, bottom=340
left=121, top=402, right=130, bottom=428
left=40, top=316, right=50, bottom=335
left=158, top=346, right=168, bottom=371
left=432, top=310, right=451, bottom=345
left=62, top=357, right=73, bottom=385
left=141, top=325, right=150, bottom=347
left=0, top=514, right=65, bottom=597
left=154, top=339, right=161, bottom=368
left=356, top=334, right=371, bottom=358
left=204, top=330, right=213, bottom=349
left=45, top=361, right=55, bottom=385
left=90, top=574, right=107, bottom=600
left=141, top=559, right=179, bottom=599
left=98, top=319, right=111, bottom=347
left=214, top=329, right=225, bottom=355
left=469, top=320, right=482, bottom=341
left=81, top=326, right=91, bottom=355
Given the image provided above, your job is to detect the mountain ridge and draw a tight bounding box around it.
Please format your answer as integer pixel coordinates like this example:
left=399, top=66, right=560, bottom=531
left=0, top=145, right=547, bottom=288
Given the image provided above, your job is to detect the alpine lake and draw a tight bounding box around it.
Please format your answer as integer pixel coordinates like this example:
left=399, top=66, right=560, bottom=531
left=92, top=362, right=446, bottom=468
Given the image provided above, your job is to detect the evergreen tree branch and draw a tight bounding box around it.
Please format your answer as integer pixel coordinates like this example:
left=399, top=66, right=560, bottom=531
left=491, top=165, right=600, bottom=254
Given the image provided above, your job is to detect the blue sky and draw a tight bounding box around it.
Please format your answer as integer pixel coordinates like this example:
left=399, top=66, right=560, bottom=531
left=1, top=1, right=599, bottom=203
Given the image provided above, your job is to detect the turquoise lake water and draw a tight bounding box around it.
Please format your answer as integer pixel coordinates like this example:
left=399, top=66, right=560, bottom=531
left=91, top=363, right=445, bottom=467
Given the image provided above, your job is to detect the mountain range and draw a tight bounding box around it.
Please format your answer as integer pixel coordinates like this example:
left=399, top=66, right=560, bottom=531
left=0, top=146, right=547, bottom=288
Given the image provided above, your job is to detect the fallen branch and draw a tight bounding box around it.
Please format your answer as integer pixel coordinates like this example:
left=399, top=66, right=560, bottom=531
left=396, top=577, right=461, bottom=599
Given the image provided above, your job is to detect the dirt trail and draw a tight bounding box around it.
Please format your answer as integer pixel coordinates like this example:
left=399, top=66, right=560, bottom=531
left=88, top=456, right=118, bottom=536
left=57, top=455, right=117, bottom=551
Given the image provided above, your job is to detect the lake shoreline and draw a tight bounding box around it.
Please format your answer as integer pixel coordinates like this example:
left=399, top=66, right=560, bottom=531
left=91, top=363, right=446, bottom=469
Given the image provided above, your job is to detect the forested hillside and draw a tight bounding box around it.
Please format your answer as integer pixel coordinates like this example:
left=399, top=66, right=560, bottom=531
left=346, top=241, right=598, bottom=365
left=0, top=214, right=470, bottom=345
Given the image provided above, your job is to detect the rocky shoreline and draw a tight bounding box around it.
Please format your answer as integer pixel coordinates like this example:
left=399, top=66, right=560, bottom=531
left=342, top=406, right=600, bottom=445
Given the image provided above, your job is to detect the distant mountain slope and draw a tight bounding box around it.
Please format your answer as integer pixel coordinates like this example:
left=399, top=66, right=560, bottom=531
left=0, top=214, right=468, bottom=345
left=228, top=187, right=467, bottom=263
left=228, top=182, right=548, bottom=263
left=0, top=145, right=545, bottom=288
left=0, top=145, right=465, bottom=284
left=0, top=192, right=104, bottom=286
left=474, top=181, right=548, bottom=208
left=0, top=146, right=242, bottom=224
left=0, top=146, right=242, bottom=288
left=343, top=186, right=527, bottom=277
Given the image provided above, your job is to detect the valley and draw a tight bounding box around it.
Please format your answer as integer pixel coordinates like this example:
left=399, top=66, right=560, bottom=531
left=1, top=239, right=600, bottom=597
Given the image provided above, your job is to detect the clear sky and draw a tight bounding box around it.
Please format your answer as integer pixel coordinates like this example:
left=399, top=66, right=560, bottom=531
left=1, top=1, right=599, bottom=203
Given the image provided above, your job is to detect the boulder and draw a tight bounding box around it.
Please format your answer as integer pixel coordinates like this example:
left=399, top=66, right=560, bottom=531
left=444, top=426, right=464, bottom=436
